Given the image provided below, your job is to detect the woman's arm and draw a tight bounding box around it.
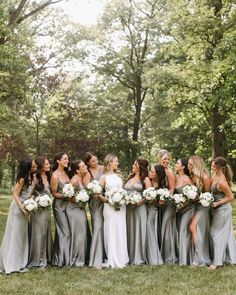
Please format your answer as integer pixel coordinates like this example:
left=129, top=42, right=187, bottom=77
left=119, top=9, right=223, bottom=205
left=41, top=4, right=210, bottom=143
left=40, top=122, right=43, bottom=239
left=203, top=174, right=211, bottom=192
left=98, top=175, right=108, bottom=203
left=212, top=180, right=234, bottom=208
left=13, top=178, right=28, bottom=216
left=167, top=168, right=175, bottom=193
left=82, top=172, right=91, bottom=187
left=50, top=173, right=64, bottom=199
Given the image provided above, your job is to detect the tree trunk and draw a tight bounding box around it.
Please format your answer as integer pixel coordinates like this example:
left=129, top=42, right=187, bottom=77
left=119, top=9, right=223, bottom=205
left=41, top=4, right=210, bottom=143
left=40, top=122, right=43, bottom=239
left=212, top=107, right=225, bottom=158
left=11, top=162, right=16, bottom=187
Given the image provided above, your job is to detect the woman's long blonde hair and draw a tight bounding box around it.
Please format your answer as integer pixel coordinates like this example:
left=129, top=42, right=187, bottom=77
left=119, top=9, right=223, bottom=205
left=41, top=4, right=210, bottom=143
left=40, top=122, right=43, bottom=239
left=103, top=154, right=122, bottom=177
left=189, top=156, right=209, bottom=190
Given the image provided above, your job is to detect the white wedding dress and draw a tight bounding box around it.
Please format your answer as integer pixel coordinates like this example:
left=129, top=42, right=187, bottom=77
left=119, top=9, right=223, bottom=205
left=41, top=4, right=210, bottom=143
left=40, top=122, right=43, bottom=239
left=103, top=173, right=129, bottom=268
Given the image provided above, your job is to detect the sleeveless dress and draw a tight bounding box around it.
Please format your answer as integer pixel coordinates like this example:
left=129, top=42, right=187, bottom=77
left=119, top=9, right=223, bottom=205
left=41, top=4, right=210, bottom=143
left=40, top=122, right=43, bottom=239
left=191, top=188, right=212, bottom=266
left=103, top=174, right=129, bottom=268
left=28, top=185, right=53, bottom=268
left=89, top=167, right=105, bottom=267
left=210, top=184, right=236, bottom=265
left=67, top=182, right=91, bottom=266
left=52, top=181, right=70, bottom=266
left=0, top=184, right=34, bottom=274
left=124, top=179, right=147, bottom=265
left=175, top=186, right=195, bottom=265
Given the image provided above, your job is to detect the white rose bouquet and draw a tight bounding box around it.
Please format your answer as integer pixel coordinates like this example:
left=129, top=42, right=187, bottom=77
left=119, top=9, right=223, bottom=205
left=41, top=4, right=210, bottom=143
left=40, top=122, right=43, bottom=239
left=35, top=193, right=52, bottom=209
left=75, top=189, right=90, bottom=208
left=86, top=180, right=102, bottom=196
left=105, top=187, right=127, bottom=211
left=143, top=187, right=157, bottom=203
left=182, top=185, right=198, bottom=201
left=156, top=188, right=171, bottom=202
left=62, top=183, right=75, bottom=198
left=23, top=198, right=38, bottom=213
left=125, top=191, right=142, bottom=206
left=171, top=193, right=187, bottom=210
left=199, top=192, right=214, bottom=207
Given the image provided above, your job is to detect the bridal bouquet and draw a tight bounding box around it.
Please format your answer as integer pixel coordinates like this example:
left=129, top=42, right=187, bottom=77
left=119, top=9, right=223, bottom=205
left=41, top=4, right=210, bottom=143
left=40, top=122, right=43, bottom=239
left=143, top=187, right=157, bottom=203
left=86, top=180, right=102, bottom=196
left=156, top=188, right=171, bottom=202
left=105, top=187, right=127, bottom=211
left=125, top=191, right=142, bottom=206
left=171, top=193, right=187, bottom=210
left=35, top=193, right=52, bottom=209
left=182, top=185, right=198, bottom=201
left=23, top=198, right=38, bottom=213
left=75, top=189, right=90, bottom=208
left=62, top=183, right=75, bottom=198
left=199, top=192, right=214, bottom=207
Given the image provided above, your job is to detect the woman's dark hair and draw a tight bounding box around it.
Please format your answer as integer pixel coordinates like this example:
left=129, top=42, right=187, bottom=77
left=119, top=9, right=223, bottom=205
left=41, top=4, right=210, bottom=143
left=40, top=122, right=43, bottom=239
left=69, top=160, right=82, bottom=179
left=84, top=151, right=97, bottom=180
left=16, top=158, right=34, bottom=188
left=154, top=164, right=167, bottom=189
left=52, top=152, right=69, bottom=175
left=127, top=159, right=149, bottom=188
left=214, top=157, right=233, bottom=186
left=35, top=156, right=51, bottom=191
left=179, top=159, right=190, bottom=176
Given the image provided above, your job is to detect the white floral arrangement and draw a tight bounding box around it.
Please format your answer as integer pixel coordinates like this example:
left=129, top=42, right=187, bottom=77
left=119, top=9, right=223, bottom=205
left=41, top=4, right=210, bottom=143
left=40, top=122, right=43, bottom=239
left=35, top=193, right=52, bottom=209
left=86, top=180, right=102, bottom=196
left=182, top=185, right=198, bottom=201
left=125, top=191, right=142, bottom=206
left=199, top=192, right=214, bottom=207
left=171, top=193, right=187, bottom=210
left=75, top=189, right=90, bottom=208
left=23, top=198, right=38, bottom=213
left=156, top=188, right=171, bottom=202
left=62, top=183, right=75, bottom=198
left=143, top=187, right=157, bottom=203
left=105, top=187, right=127, bottom=210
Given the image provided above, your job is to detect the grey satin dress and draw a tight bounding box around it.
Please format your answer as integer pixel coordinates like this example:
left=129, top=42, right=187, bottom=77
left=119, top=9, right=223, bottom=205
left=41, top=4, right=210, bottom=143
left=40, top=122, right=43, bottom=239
left=176, top=186, right=195, bottom=265
left=124, top=180, right=147, bottom=265
left=28, top=185, right=53, bottom=268
left=210, top=184, right=236, bottom=265
left=52, top=181, right=70, bottom=266
left=67, top=182, right=91, bottom=266
left=0, top=184, right=34, bottom=274
left=89, top=167, right=105, bottom=267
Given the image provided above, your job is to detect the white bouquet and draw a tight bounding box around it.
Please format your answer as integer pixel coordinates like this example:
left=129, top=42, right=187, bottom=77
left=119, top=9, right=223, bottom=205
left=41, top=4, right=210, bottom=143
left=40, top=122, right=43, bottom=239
left=86, top=180, right=102, bottom=196
left=35, top=193, right=52, bottom=209
left=156, top=188, right=171, bottom=202
left=199, top=192, right=214, bottom=207
left=62, top=183, right=75, bottom=198
left=75, top=189, right=90, bottom=208
left=105, top=187, right=127, bottom=211
left=23, top=198, right=38, bottom=213
left=125, top=191, right=142, bottom=206
left=171, top=193, right=187, bottom=210
left=182, top=185, right=198, bottom=201
left=143, top=187, right=157, bottom=203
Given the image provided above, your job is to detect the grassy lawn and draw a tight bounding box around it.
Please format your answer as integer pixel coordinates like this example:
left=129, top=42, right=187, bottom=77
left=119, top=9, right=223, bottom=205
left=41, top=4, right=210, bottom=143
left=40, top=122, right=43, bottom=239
left=0, top=195, right=236, bottom=295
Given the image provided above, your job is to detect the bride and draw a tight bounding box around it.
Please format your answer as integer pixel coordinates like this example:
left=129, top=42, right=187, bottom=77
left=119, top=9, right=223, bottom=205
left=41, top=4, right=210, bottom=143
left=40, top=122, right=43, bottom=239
left=99, top=154, right=129, bottom=268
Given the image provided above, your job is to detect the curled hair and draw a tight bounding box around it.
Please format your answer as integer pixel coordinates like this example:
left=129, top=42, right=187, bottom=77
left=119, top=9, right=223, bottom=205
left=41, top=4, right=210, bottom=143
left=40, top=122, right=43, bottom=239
left=35, top=156, right=51, bottom=192
left=84, top=151, right=97, bottom=179
left=214, top=157, right=233, bottom=186
left=179, top=159, right=190, bottom=176
left=154, top=164, right=167, bottom=188
left=52, top=152, right=69, bottom=176
left=127, top=159, right=149, bottom=189
left=103, top=154, right=122, bottom=177
left=158, top=149, right=171, bottom=163
left=189, top=156, right=209, bottom=190
left=16, top=158, right=34, bottom=188
left=70, top=160, right=82, bottom=178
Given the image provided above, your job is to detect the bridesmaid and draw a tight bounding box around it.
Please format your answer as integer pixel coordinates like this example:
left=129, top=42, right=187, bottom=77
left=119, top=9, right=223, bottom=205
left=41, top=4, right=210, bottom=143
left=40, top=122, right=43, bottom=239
left=124, top=159, right=151, bottom=265
left=51, top=152, right=70, bottom=267
left=158, top=149, right=178, bottom=264
left=98, top=154, right=129, bottom=268
left=209, top=157, right=236, bottom=269
left=146, top=164, right=165, bottom=265
left=83, top=152, right=104, bottom=269
left=174, top=159, right=194, bottom=265
left=28, top=156, right=53, bottom=269
left=0, top=159, right=37, bottom=274
left=188, top=156, right=212, bottom=266
left=68, top=160, right=91, bottom=266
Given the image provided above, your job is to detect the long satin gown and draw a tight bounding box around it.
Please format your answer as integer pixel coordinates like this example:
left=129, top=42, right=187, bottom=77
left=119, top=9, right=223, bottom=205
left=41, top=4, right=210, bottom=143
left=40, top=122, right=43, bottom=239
left=0, top=184, right=34, bottom=274
left=124, top=180, right=147, bottom=265
left=103, top=174, right=129, bottom=268
left=89, top=167, right=105, bottom=268
left=67, top=182, right=91, bottom=266
left=28, top=185, right=53, bottom=268
left=52, top=181, right=70, bottom=266
left=210, top=184, right=236, bottom=265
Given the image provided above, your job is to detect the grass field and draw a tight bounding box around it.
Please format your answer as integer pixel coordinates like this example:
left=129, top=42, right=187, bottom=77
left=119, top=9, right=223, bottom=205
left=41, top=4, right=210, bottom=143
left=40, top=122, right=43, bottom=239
left=0, top=195, right=236, bottom=295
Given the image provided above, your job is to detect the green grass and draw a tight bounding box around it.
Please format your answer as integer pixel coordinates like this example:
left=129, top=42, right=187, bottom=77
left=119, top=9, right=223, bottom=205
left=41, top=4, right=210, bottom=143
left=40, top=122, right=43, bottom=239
left=0, top=196, right=236, bottom=295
